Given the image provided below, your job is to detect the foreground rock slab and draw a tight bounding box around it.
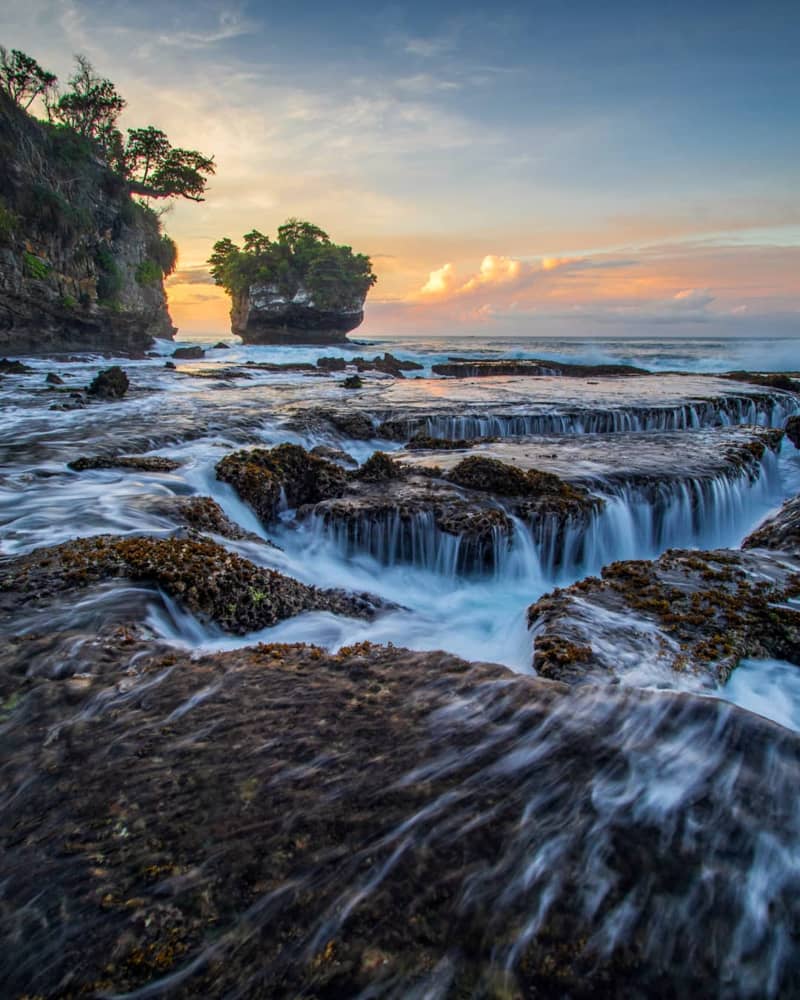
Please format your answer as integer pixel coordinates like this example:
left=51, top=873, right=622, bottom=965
left=1, top=640, right=798, bottom=997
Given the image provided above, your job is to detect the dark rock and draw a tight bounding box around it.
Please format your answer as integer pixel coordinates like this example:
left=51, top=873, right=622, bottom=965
left=786, top=415, right=800, bottom=448
left=356, top=451, right=403, bottom=482
left=244, top=360, right=318, bottom=373
left=432, top=358, right=649, bottom=378
left=725, top=370, right=799, bottom=392
left=164, top=359, right=176, bottom=369
left=406, top=434, right=490, bottom=450
left=343, top=374, right=363, bottom=389
left=68, top=454, right=181, bottom=473
left=0, top=534, right=387, bottom=634
left=87, top=365, right=129, bottom=399
left=45, top=371, right=63, bottom=385
left=310, top=445, right=358, bottom=467
left=172, top=346, right=205, bottom=360
left=353, top=352, right=423, bottom=377
left=317, top=356, right=348, bottom=371
left=213, top=341, right=230, bottom=349
left=0, top=358, right=32, bottom=373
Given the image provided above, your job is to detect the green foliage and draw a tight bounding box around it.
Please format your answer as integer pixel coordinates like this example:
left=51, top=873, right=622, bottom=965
left=156, top=234, right=178, bottom=276
left=22, top=251, right=50, bottom=279
left=95, top=247, right=122, bottom=302
left=208, top=219, right=377, bottom=308
left=46, top=122, right=94, bottom=167
left=49, top=56, right=125, bottom=159
left=60, top=293, right=77, bottom=309
left=135, top=258, right=162, bottom=286
left=0, top=46, right=56, bottom=110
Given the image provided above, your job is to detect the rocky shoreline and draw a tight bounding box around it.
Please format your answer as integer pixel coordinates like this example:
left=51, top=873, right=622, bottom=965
left=2, top=353, right=800, bottom=997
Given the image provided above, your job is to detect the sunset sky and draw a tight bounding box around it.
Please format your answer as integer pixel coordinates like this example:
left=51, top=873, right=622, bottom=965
left=2, top=0, right=799, bottom=338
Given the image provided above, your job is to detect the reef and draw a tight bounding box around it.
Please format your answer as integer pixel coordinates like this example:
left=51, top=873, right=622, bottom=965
left=0, top=534, right=387, bottom=634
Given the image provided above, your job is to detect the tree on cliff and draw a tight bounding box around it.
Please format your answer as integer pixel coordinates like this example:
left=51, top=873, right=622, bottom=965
left=48, top=55, right=126, bottom=160
left=124, top=127, right=216, bottom=202
left=209, top=220, right=377, bottom=309
left=0, top=47, right=56, bottom=110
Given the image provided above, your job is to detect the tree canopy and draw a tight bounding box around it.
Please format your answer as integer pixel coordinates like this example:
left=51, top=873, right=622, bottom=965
left=1, top=47, right=214, bottom=203
left=209, top=220, right=377, bottom=310
left=0, top=47, right=57, bottom=110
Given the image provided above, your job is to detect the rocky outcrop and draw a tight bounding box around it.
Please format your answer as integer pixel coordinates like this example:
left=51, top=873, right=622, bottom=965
left=0, top=91, right=175, bottom=355
left=527, top=547, right=800, bottom=686
left=216, top=443, right=599, bottom=574
left=0, top=534, right=388, bottom=634
left=68, top=453, right=180, bottom=472
left=231, top=281, right=365, bottom=344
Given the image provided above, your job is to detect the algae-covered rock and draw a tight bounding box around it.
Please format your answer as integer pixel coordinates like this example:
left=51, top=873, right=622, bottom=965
left=1, top=534, right=386, bottom=633
left=216, top=443, right=349, bottom=524
left=527, top=547, right=800, bottom=685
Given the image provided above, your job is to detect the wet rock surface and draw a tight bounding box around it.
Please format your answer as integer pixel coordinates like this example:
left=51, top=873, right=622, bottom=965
left=528, top=546, right=800, bottom=686
left=2, top=639, right=799, bottom=998
left=786, top=414, right=800, bottom=448
left=1, top=534, right=388, bottom=634
left=743, top=494, right=800, bottom=555
left=284, top=372, right=798, bottom=442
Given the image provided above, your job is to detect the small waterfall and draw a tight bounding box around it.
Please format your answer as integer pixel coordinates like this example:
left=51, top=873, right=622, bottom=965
left=377, top=393, right=797, bottom=441
left=307, top=449, right=782, bottom=581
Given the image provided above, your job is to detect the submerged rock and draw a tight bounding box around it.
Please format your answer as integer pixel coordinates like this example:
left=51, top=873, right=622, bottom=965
left=44, top=371, right=63, bottom=385
left=87, top=365, right=129, bottom=399
left=0, top=358, right=33, bottom=373
left=343, top=374, right=363, bottom=389
left=527, top=546, right=800, bottom=686
left=1, top=534, right=387, bottom=634
left=172, top=346, right=205, bottom=360
left=68, top=454, right=181, bottom=472
left=1, top=639, right=799, bottom=998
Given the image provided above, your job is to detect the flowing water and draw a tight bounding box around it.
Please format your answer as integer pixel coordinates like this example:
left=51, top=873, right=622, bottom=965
left=2, top=334, right=800, bottom=995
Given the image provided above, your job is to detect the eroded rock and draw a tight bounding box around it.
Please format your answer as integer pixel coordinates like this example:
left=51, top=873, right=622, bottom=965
left=68, top=454, right=181, bottom=473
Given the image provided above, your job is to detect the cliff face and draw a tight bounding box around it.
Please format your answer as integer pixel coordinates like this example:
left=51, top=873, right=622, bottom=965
left=231, top=282, right=365, bottom=344
left=0, top=92, right=175, bottom=355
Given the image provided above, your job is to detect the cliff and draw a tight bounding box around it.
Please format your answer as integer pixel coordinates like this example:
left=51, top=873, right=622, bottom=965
left=231, top=281, right=365, bottom=344
left=0, top=91, right=175, bottom=355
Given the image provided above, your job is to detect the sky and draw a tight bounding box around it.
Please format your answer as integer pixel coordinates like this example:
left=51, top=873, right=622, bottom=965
left=2, top=0, right=799, bottom=338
